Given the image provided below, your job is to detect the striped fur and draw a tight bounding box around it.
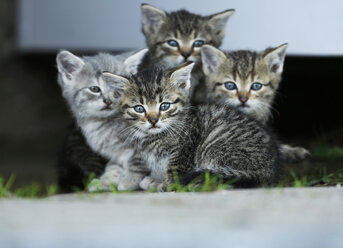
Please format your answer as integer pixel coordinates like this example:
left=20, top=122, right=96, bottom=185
left=103, top=65, right=281, bottom=189
left=201, top=44, right=311, bottom=163
left=141, top=4, right=234, bottom=68
left=201, top=44, right=288, bottom=124
left=140, top=4, right=235, bottom=101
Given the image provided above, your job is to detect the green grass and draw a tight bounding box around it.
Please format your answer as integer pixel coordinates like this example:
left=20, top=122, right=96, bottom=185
left=2, top=144, right=342, bottom=197
left=313, top=143, right=343, bottom=160
left=86, top=171, right=234, bottom=193
left=276, top=142, right=343, bottom=188
left=166, top=171, right=234, bottom=192
left=0, top=174, right=58, bottom=198
left=279, top=168, right=343, bottom=188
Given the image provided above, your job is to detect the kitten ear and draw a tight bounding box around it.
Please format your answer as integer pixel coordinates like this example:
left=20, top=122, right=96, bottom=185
left=56, top=50, right=85, bottom=83
left=123, top=48, right=148, bottom=75
left=141, top=3, right=166, bottom=35
left=169, top=62, right=195, bottom=93
left=201, top=45, right=227, bottom=75
left=207, top=9, right=235, bottom=38
left=262, top=43, right=288, bottom=74
left=102, top=72, right=130, bottom=98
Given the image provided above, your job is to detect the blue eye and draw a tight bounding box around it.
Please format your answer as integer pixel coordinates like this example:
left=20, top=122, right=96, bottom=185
left=251, top=83, right=263, bottom=91
left=160, top=102, right=170, bottom=111
left=167, top=40, right=179, bottom=47
left=224, top=82, right=237, bottom=91
left=89, top=86, right=101, bottom=93
left=193, top=40, right=204, bottom=47
left=133, top=105, right=145, bottom=113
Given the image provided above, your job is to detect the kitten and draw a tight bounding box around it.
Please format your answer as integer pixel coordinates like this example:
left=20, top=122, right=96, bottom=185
left=200, top=44, right=310, bottom=163
left=139, top=4, right=235, bottom=101
left=102, top=63, right=281, bottom=190
left=56, top=49, right=148, bottom=192
left=57, top=5, right=235, bottom=192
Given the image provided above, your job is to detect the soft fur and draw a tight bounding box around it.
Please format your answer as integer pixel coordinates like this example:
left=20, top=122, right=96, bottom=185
left=201, top=44, right=310, bottom=163
left=102, top=63, right=281, bottom=190
left=56, top=49, right=148, bottom=191
left=139, top=4, right=235, bottom=101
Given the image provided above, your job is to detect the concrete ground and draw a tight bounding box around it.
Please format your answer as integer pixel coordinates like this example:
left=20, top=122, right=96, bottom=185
left=1, top=187, right=343, bottom=248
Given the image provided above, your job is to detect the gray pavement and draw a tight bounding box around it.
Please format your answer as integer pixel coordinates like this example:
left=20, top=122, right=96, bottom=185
left=0, top=187, right=343, bottom=248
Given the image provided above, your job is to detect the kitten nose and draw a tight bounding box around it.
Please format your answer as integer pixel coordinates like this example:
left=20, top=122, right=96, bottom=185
left=239, top=96, right=248, bottom=103
left=148, top=117, right=159, bottom=125
left=181, top=51, right=191, bottom=59
left=103, top=99, right=112, bottom=106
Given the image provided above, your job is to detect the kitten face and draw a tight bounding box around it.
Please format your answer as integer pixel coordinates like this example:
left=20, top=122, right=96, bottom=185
left=141, top=4, right=234, bottom=67
left=56, top=49, right=147, bottom=119
left=103, top=62, right=195, bottom=137
left=201, top=44, right=288, bottom=123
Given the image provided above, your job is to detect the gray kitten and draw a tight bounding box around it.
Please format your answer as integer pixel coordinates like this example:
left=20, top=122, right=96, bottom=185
left=139, top=4, right=235, bottom=101
left=102, top=63, right=281, bottom=190
left=200, top=44, right=310, bottom=163
left=56, top=49, right=149, bottom=191
left=57, top=4, right=235, bottom=191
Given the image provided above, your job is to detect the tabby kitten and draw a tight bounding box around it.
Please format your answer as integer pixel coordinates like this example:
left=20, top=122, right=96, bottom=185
left=58, top=5, right=234, bottom=192
left=56, top=49, right=148, bottom=191
left=102, top=63, right=281, bottom=190
left=200, top=44, right=310, bottom=162
left=140, top=4, right=235, bottom=101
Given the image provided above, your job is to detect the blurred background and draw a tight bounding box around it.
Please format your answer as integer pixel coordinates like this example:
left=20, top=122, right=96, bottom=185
left=1, top=0, right=342, bottom=189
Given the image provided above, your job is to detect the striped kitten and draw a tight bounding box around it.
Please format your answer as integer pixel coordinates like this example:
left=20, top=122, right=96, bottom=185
left=200, top=44, right=310, bottom=163
left=103, top=63, right=281, bottom=190
left=140, top=4, right=235, bottom=101
left=56, top=49, right=148, bottom=192
left=58, top=5, right=234, bottom=192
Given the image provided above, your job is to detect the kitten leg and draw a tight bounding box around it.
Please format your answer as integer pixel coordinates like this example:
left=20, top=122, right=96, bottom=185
left=88, top=164, right=123, bottom=192
left=163, top=152, right=193, bottom=190
left=280, top=144, right=311, bottom=163
left=139, top=176, right=163, bottom=191
left=117, top=172, right=146, bottom=191
left=117, top=154, right=150, bottom=191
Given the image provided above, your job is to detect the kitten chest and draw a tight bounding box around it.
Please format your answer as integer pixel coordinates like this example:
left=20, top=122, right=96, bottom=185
left=81, top=120, right=121, bottom=160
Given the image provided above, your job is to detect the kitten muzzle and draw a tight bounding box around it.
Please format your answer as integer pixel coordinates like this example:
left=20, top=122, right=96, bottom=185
left=101, top=106, right=113, bottom=111
left=148, top=117, right=159, bottom=126
left=101, top=99, right=113, bottom=110
left=239, top=96, right=248, bottom=104
left=181, top=51, right=191, bottom=59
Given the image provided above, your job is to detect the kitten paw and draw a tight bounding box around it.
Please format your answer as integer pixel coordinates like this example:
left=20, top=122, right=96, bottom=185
left=139, top=176, right=163, bottom=191
left=87, top=178, right=103, bottom=192
left=280, top=144, right=311, bottom=163
left=100, top=164, right=123, bottom=185
left=87, top=165, right=123, bottom=192
left=117, top=173, right=145, bottom=191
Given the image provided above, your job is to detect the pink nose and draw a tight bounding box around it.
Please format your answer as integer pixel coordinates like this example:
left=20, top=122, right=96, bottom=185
left=148, top=117, right=158, bottom=125
left=104, top=99, right=112, bottom=106
left=181, top=51, right=191, bottom=59
left=239, top=96, right=248, bottom=103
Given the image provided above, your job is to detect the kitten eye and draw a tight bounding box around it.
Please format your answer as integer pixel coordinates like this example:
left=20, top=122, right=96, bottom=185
left=224, top=82, right=237, bottom=91
left=160, top=102, right=171, bottom=111
left=89, top=86, right=101, bottom=93
left=167, top=40, right=179, bottom=47
left=193, top=40, right=204, bottom=47
left=133, top=105, right=145, bottom=113
left=251, top=83, right=263, bottom=91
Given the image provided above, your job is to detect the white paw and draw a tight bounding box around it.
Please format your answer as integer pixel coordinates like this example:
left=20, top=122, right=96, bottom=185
left=139, top=176, right=163, bottom=191
left=87, top=178, right=108, bottom=192
left=87, top=165, right=123, bottom=192
left=117, top=173, right=145, bottom=191
left=100, top=165, right=123, bottom=185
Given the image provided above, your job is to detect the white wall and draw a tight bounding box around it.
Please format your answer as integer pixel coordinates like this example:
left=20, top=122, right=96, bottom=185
left=17, top=0, right=343, bottom=56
